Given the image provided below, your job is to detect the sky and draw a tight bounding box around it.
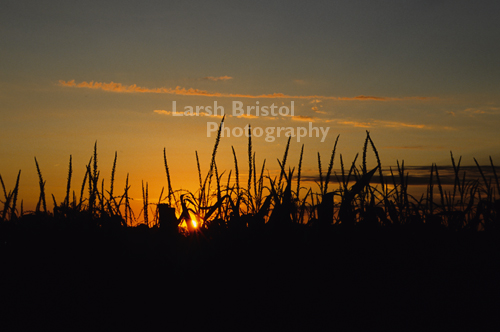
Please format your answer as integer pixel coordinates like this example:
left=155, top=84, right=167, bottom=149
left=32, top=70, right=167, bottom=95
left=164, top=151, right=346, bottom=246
left=1, top=0, right=500, bottom=212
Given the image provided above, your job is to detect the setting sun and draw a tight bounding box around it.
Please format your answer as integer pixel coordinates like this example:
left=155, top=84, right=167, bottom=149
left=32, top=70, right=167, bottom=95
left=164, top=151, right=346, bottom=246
left=188, top=211, right=199, bottom=230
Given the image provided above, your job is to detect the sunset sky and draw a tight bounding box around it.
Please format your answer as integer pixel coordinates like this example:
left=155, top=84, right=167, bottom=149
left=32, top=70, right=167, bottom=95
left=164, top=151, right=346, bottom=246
left=1, top=0, right=500, bottom=211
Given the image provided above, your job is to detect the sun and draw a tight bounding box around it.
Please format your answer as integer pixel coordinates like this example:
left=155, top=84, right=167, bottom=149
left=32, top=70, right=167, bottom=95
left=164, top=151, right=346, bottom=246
left=188, top=211, right=199, bottom=229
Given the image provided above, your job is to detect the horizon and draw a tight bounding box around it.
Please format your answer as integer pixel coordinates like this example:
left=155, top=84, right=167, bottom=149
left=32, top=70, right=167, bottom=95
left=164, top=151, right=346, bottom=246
left=3, top=135, right=499, bottom=217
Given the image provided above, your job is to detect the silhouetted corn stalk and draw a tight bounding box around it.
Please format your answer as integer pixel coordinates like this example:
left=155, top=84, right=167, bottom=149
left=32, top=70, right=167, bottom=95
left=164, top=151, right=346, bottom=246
left=491, top=157, right=500, bottom=196
left=201, top=116, right=224, bottom=210
left=231, top=145, right=241, bottom=217
left=34, top=157, right=46, bottom=213
left=3, top=130, right=500, bottom=232
left=142, top=180, right=149, bottom=227
left=163, top=148, right=174, bottom=206
left=296, top=144, right=304, bottom=200
left=0, top=171, right=21, bottom=221
left=10, top=170, right=21, bottom=220
left=317, top=152, right=323, bottom=195
left=247, top=124, right=253, bottom=208
left=277, top=136, right=291, bottom=192
left=323, top=134, right=339, bottom=195
left=64, top=155, right=72, bottom=208
left=339, top=166, right=379, bottom=225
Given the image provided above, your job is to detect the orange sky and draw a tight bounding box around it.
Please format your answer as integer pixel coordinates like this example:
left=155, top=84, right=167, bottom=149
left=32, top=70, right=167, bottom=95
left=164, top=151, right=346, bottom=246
left=1, top=1, right=500, bottom=214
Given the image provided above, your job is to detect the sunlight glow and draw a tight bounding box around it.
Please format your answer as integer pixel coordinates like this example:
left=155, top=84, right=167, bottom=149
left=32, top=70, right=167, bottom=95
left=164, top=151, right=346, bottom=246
left=188, top=211, right=199, bottom=229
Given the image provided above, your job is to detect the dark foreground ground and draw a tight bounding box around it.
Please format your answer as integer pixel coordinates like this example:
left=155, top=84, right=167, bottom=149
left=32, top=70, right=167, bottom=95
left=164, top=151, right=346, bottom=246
left=1, top=219, right=499, bottom=331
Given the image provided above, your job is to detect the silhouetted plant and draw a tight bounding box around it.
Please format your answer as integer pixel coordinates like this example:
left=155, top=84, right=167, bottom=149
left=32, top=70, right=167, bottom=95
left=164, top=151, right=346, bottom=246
left=1, top=127, right=499, bottom=234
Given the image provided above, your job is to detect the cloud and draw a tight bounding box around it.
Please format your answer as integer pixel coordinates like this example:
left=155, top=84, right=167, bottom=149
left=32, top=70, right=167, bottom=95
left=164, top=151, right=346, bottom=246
left=380, top=121, right=427, bottom=129
left=59, top=80, right=222, bottom=96
left=335, top=119, right=437, bottom=129
left=463, top=108, right=490, bottom=116
left=59, top=80, right=434, bottom=101
left=292, top=115, right=319, bottom=122
left=338, top=95, right=432, bottom=101
left=342, top=95, right=388, bottom=101
left=153, top=110, right=172, bottom=115
left=208, top=113, right=224, bottom=118
left=200, top=111, right=224, bottom=118
left=311, top=106, right=327, bottom=114
left=154, top=110, right=255, bottom=119
left=236, top=114, right=259, bottom=119
left=337, top=120, right=373, bottom=128
left=458, top=107, right=500, bottom=117
left=293, top=79, right=306, bottom=84
left=343, top=95, right=433, bottom=101
left=299, top=165, right=487, bottom=186
left=203, top=76, right=233, bottom=81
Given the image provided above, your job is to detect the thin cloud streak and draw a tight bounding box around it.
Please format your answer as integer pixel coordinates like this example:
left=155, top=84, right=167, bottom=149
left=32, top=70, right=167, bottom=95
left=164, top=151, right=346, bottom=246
left=292, top=115, right=319, bottom=122
left=334, top=119, right=447, bottom=130
left=154, top=109, right=224, bottom=118
left=153, top=110, right=172, bottom=115
left=203, top=76, right=233, bottom=81
left=59, top=80, right=433, bottom=101
left=236, top=114, right=259, bottom=119
left=336, top=120, right=372, bottom=128
left=154, top=109, right=446, bottom=130
left=300, top=166, right=500, bottom=186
